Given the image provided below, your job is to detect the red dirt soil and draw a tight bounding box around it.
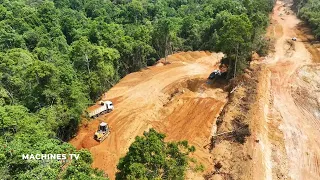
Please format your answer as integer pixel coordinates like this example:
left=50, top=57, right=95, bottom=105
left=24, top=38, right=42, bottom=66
left=69, top=51, right=228, bottom=179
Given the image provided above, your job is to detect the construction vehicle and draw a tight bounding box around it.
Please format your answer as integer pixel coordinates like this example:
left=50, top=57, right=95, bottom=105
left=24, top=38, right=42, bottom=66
left=207, top=64, right=228, bottom=80
left=94, top=122, right=110, bottom=142
left=208, top=70, right=221, bottom=80
left=87, top=101, right=114, bottom=118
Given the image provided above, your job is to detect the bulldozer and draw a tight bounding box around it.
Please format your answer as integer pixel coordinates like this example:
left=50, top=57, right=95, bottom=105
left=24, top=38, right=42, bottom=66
left=94, top=122, right=110, bottom=142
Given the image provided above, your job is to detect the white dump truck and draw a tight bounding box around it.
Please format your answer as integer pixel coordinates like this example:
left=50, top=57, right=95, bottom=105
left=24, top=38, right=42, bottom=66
left=87, top=101, right=114, bottom=118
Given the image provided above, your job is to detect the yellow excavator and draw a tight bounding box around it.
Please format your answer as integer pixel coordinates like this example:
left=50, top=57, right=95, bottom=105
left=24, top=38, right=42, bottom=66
left=94, top=122, right=110, bottom=142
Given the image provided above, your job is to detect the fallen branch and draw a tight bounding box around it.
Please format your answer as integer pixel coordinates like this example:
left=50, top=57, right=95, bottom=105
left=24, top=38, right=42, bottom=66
left=230, top=82, right=243, bottom=94
left=212, top=130, right=234, bottom=138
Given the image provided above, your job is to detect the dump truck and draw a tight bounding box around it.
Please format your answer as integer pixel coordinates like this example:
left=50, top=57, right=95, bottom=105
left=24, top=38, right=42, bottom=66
left=87, top=100, right=114, bottom=118
left=94, top=122, right=110, bottom=142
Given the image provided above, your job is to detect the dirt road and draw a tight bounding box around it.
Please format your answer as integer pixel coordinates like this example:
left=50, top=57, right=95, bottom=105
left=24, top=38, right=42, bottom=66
left=261, top=0, right=320, bottom=179
left=70, top=51, right=228, bottom=179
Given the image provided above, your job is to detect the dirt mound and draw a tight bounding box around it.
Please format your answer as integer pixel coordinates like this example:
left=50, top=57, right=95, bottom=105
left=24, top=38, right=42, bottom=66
left=70, top=120, right=101, bottom=149
left=69, top=51, right=227, bottom=179
left=81, top=134, right=100, bottom=148
left=186, top=79, right=206, bottom=92
left=162, top=78, right=205, bottom=93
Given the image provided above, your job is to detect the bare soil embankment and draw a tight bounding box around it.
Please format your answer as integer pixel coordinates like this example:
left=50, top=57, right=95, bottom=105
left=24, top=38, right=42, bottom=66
left=201, top=65, right=280, bottom=180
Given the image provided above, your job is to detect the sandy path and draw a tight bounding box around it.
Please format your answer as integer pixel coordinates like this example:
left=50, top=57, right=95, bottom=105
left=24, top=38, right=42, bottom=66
left=263, top=0, right=320, bottom=179
left=70, top=51, right=228, bottom=179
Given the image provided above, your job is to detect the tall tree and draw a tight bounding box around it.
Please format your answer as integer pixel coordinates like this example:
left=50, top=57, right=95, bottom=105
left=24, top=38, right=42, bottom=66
left=215, top=12, right=253, bottom=77
left=116, top=129, right=195, bottom=180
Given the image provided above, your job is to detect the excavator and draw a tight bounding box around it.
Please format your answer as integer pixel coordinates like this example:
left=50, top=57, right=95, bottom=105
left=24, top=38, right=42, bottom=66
left=94, top=122, right=110, bottom=142
left=207, top=64, right=228, bottom=83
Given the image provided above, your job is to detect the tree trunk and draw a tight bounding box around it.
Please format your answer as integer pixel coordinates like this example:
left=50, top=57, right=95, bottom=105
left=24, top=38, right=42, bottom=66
left=4, top=88, right=14, bottom=104
left=164, top=35, right=168, bottom=63
left=85, top=54, right=91, bottom=74
left=234, top=44, right=239, bottom=78
left=227, top=57, right=232, bottom=79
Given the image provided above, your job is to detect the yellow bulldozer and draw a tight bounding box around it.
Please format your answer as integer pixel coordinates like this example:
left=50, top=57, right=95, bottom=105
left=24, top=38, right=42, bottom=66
left=94, top=122, right=110, bottom=142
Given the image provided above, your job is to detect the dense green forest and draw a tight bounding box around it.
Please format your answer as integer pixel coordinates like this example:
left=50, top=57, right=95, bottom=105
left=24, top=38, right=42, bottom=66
left=0, top=0, right=274, bottom=179
left=293, top=0, right=320, bottom=38
left=116, top=129, right=196, bottom=180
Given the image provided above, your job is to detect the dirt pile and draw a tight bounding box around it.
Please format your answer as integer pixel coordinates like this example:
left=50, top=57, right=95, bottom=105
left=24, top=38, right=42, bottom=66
left=69, top=51, right=228, bottom=179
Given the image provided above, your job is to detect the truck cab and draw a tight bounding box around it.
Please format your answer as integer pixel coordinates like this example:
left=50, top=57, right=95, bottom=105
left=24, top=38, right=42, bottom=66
left=100, top=101, right=114, bottom=112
